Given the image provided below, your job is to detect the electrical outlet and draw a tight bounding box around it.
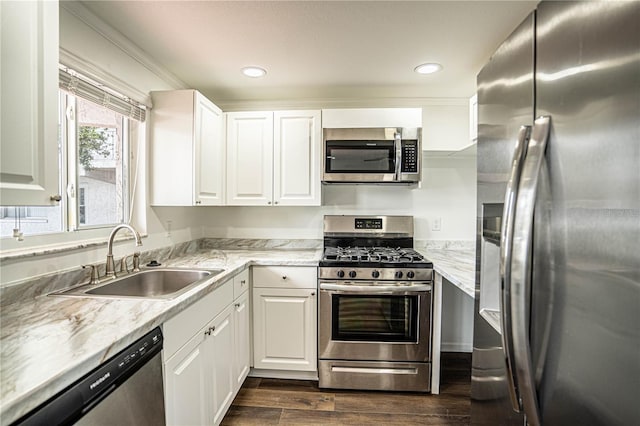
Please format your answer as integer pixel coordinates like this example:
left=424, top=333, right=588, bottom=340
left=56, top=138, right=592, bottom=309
left=432, top=217, right=442, bottom=231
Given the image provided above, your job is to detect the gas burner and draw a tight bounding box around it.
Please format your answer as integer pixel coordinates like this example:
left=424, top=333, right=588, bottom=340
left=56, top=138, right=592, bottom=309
left=322, top=246, right=427, bottom=265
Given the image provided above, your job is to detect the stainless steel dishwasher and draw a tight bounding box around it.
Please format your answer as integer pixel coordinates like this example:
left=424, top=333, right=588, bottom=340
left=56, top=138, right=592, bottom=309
left=13, top=327, right=166, bottom=426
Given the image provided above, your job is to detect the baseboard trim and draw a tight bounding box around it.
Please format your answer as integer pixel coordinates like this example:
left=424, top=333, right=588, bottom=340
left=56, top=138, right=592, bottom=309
left=249, top=368, right=319, bottom=381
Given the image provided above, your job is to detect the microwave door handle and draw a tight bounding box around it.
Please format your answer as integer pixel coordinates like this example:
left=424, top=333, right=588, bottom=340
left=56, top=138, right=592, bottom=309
left=500, top=125, right=531, bottom=413
left=511, top=115, right=551, bottom=426
left=394, top=130, right=402, bottom=179
left=319, top=282, right=432, bottom=293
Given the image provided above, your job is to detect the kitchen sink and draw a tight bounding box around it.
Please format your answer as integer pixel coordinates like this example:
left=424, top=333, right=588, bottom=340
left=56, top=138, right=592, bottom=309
left=54, top=268, right=224, bottom=300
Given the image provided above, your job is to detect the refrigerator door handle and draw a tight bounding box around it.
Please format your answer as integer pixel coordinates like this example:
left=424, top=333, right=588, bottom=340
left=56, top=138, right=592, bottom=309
left=510, top=115, right=551, bottom=426
left=499, top=125, right=531, bottom=412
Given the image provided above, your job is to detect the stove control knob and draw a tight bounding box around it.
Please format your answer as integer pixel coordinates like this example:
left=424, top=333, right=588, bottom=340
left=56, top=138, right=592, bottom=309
left=395, top=271, right=404, bottom=279
left=337, top=270, right=345, bottom=278
left=407, top=271, right=415, bottom=279
left=372, top=270, right=380, bottom=279
left=349, top=270, right=357, bottom=278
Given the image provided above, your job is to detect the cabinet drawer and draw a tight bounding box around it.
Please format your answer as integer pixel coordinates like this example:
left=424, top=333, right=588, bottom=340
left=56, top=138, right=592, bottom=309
left=233, top=268, right=250, bottom=298
left=163, top=280, right=233, bottom=359
left=252, top=266, right=316, bottom=289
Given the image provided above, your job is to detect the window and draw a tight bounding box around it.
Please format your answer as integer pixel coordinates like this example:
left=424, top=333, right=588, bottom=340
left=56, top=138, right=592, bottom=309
left=0, top=67, right=144, bottom=239
left=70, top=95, right=130, bottom=229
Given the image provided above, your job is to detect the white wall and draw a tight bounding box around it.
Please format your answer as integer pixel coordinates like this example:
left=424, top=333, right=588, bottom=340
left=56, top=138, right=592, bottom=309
left=202, top=155, right=476, bottom=242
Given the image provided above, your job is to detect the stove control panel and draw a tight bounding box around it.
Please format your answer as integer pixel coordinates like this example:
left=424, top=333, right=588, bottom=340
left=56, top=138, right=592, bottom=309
left=319, top=267, right=433, bottom=282
left=354, top=218, right=383, bottom=230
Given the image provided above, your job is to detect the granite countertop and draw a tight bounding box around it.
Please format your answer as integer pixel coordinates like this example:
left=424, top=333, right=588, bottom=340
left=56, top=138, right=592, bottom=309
left=0, top=248, right=321, bottom=426
left=418, top=248, right=476, bottom=298
left=0, top=243, right=476, bottom=424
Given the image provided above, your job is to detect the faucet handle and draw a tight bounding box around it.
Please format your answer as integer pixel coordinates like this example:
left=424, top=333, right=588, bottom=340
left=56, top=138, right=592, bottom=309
left=132, top=252, right=141, bottom=272
left=119, top=256, right=130, bottom=274
left=82, top=265, right=100, bottom=285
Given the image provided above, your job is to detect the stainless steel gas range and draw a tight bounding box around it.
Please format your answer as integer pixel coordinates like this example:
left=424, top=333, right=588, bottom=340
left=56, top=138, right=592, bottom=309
left=318, top=215, right=434, bottom=392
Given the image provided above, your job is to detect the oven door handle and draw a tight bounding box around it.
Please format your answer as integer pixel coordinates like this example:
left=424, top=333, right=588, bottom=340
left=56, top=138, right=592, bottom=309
left=319, top=282, right=432, bottom=293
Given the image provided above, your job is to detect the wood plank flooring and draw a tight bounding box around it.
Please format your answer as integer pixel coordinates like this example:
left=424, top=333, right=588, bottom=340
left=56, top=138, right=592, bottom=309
left=222, top=353, right=471, bottom=425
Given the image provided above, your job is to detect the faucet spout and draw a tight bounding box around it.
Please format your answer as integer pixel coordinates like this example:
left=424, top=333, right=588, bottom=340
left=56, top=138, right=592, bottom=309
left=105, top=224, right=143, bottom=279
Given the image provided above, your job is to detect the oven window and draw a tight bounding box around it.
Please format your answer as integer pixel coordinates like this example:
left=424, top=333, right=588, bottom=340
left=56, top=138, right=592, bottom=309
left=332, top=294, right=418, bottom=342
left=325, top=141, right=395, bottom=173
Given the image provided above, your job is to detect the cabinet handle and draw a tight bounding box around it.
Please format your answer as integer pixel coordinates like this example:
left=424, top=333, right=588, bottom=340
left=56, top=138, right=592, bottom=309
left=205, top=329, right=211, bottom=336
left=195, top=200, right=201, bottom=205
left=235, top=303, right=241, bottom=308
left=241, top=280, right=246, bottom=285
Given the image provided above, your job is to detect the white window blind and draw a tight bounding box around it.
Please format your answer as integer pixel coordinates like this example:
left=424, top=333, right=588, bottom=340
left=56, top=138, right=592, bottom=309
left=59, top=66, right=146, bottom=122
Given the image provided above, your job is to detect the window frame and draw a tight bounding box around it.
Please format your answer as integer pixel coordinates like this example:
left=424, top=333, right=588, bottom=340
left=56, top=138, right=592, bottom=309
left=63, top=93, right=131, bottom=232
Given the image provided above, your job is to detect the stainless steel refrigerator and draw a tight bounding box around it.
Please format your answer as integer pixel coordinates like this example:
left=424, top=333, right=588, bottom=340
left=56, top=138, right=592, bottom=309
left=471, top=1, right=639, bottom=425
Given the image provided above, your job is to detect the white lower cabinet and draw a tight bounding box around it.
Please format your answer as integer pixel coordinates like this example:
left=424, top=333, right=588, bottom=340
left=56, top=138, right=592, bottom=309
left=210, top=305, right=235, bottom=425
left=252, top=266, right=317, bottom=372
left=164, top=331, right=209, bottom=426
left=163, top=268, right=251, bottom=426
left=233, top=290, right=251, bottom=388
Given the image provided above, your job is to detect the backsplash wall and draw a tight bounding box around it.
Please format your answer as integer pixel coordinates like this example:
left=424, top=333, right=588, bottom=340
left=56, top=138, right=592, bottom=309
left=201, top=155, right=476, bottom=241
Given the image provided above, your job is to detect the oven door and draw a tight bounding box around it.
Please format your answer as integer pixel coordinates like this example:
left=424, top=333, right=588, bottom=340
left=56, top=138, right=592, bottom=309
left=323, top=139, right=398, bottom=182
left=318, top=281, right=432, bottom=362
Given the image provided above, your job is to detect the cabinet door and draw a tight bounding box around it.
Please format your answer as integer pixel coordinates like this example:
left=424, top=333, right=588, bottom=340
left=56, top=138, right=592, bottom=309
left=164, top=332, right=209, bottom=426
left=233, top=291, right=251, bottom=390
left=226, top=112, right=273, bottom=205
left=253, top=287, right=317, bottom=371
left=0, top=0, right=60, bottom=205
left=209, top=305, right=235, bottom=426
left=194, top=93, right=225, bottom=205
left=273, top=110, right=321, bottom=206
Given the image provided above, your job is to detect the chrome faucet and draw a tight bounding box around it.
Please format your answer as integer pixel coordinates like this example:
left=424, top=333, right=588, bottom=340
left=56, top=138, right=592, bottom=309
left=105, top=224, right=143, bottom=279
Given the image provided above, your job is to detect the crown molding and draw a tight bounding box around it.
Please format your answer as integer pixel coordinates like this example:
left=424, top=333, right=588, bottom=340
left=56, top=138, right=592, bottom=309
left=217, top=97, right=468, bottom=112
left=62, top=1, right=188, bottom=91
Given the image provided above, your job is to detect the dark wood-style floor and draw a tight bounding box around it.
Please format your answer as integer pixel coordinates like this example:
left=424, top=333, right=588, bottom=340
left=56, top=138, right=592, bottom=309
left=222, top=353, right=471, bottom=425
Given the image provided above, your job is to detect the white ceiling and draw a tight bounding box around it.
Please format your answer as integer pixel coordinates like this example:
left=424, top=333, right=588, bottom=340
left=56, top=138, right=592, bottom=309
left=79, top=0, right=537, bottom=105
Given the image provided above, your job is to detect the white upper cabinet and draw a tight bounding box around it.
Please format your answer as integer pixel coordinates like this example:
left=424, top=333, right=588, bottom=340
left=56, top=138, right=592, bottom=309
left=225, top=111, right=273, bottom=205
left=150, top=90, right=225, bottom=206
left=273, top=110, right=321, bottom=206
left=421, top=104, right=472, bottom=152
left=226, top=110, right=321, bottom=206
left=321, top=108, right=422, bottom=128
left=0, top=0, right=60, bottom=206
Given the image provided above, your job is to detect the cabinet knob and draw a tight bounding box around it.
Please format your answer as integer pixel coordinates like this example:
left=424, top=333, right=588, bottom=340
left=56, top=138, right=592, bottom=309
left=267, top=201, right=272, bottom=205
left=235, top=303, right=241, bottom=308
left=311, top=292, right=316, bottom=296
left=241, top=280, right=246, bottom=285
left=195, top=200, right=201, bottom=205
left=282, top=276, right=287, bottom=280
left=274, top=201, right=279, bottom=205
left=50, top=194, right=62, bottom=202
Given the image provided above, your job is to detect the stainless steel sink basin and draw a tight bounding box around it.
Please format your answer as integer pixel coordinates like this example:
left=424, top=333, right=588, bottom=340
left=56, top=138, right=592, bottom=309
left=54, top=268, right=224, bottom=300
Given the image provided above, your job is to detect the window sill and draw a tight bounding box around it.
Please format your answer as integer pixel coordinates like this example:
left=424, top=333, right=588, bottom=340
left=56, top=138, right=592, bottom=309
left=0, top=233, right=148, bottom=263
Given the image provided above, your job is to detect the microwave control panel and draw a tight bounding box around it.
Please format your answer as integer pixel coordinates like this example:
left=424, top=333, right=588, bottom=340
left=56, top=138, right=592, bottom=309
left=401, top=141, right=419, bottom=173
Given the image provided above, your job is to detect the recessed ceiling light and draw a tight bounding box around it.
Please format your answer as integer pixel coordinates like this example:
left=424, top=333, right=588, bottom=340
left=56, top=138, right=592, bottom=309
left=241, top=66, right=267, bottom=78
left=414, top=63, right=443, bottom=74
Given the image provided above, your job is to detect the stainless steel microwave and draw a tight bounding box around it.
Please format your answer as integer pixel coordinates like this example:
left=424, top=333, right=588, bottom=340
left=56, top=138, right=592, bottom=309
left=322, top=127, right=422, bottom=184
